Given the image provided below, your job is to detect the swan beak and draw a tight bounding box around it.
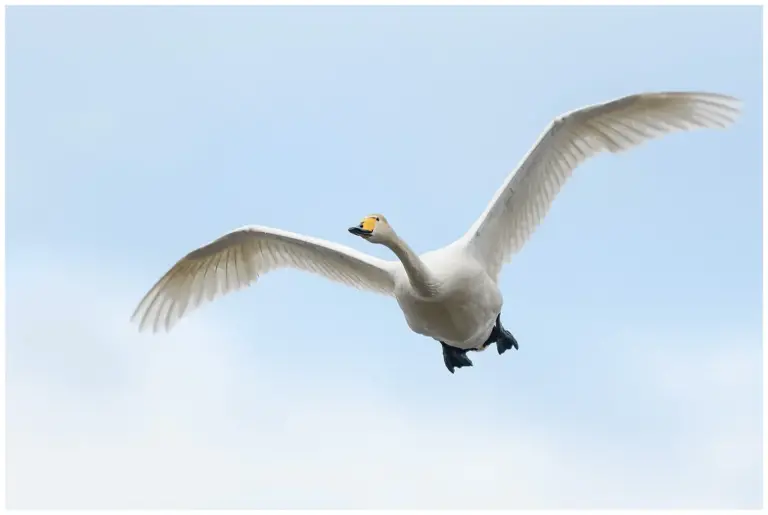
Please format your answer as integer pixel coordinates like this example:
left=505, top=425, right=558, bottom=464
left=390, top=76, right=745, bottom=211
left=348, top=226, right=372, bottom=238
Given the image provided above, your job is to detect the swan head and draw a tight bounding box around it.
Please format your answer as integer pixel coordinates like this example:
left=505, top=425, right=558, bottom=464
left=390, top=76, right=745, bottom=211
left=348, top=214, right=394, bottom=244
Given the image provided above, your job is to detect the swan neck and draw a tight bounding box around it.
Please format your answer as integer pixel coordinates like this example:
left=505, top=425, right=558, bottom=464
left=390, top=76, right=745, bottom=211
left=386, top=234, right=439, bottom=297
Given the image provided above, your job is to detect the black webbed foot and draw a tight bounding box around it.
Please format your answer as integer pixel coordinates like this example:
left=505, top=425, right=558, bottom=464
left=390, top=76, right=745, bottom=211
left=496, top=326, right=518, bottom=355
left=490, top=314, right=519, bottom=355
left=441, top=342, right=473, bottom=374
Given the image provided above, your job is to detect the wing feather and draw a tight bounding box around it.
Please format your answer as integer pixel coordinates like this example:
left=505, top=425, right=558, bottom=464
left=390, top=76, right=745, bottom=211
left=461, top=91, right=742, bottom=279
left=132, top=225, right=396, bottom=332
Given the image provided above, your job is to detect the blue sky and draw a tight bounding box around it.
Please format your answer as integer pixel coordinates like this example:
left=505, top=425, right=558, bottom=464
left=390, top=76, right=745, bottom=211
left=5, top=5, right=763, bottom=509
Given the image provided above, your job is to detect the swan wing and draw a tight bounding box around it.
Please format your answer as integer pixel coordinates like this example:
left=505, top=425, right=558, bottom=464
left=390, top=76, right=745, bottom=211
left=461, top=91, right=742, bottom=279
left=131, top=225, right=396, bottom=333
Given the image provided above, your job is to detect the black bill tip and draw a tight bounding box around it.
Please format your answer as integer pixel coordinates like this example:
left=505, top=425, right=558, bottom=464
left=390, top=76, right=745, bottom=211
left=348, top=226, right=372, bottom=237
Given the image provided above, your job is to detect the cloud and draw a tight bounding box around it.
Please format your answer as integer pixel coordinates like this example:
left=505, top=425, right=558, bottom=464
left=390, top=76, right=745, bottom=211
left=5, top=251, right=762, bottom=509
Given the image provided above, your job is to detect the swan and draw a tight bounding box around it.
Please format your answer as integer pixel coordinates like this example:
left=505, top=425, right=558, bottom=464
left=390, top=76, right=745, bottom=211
left=131, top=91, right=741, bottom=373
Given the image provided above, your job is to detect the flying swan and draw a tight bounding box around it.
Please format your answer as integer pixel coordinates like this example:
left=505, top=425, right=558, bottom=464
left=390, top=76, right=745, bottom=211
left=132, top=91, right=742, bottom=373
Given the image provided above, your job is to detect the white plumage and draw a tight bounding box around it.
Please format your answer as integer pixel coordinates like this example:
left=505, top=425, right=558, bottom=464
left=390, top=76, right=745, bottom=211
left=460, top=91, right=742, bottom=279
left=132, top=226, right=396, bottom=333
left=132, top=91, right=741, bottom=367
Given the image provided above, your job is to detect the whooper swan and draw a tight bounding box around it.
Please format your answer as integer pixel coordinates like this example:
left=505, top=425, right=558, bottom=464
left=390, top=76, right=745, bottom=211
left=132, top=91, right=741, bottom=373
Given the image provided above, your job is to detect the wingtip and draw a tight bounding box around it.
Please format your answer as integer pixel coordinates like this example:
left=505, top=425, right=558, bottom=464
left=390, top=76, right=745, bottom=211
left=692, top=91, right=744, bottom=111
left=129, top=308, right=160, bottom=335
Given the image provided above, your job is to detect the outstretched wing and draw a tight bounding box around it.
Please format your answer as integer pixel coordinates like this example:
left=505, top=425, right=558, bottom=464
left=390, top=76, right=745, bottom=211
left=131, top=225, right=396, bottom=333
left=460, top=91, right=742, bottom=279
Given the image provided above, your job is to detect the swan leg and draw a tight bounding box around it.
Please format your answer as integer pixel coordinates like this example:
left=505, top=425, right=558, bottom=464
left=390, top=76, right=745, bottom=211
left=493, top=314, right=519, bottom=355
left=441, top=342, right=473, bottom=374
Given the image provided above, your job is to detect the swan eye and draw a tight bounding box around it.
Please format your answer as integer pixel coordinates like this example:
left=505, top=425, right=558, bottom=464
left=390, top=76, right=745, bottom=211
left=375, top=217, right=380, bottom=222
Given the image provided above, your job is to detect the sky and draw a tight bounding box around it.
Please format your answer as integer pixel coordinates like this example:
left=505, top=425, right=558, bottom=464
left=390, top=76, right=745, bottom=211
left=4, top=5, right=763, bottom=510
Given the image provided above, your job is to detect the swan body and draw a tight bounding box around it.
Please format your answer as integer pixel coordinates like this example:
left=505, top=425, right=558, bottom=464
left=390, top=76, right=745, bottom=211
left=391, top=245, right=501, bottom=350
left=132, top=91, right=742, bottom=372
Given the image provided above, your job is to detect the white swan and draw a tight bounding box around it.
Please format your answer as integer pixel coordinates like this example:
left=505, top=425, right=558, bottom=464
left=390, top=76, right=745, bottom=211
left=132, top=91, right=741, bottom=373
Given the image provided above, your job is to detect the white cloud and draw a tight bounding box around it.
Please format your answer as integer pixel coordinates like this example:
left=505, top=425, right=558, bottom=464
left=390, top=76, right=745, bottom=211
left=5, top=252, right=762, bottom=509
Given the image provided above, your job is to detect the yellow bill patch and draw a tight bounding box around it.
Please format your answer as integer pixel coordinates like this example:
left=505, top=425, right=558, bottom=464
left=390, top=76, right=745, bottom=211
left=361, top=216, right=377, bottom=232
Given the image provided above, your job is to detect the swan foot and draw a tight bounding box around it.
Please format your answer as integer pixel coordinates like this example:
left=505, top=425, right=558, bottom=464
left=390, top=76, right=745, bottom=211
left=496, top=326, right=518, bottom=355
left=485, top=314, right=519, bottom=355
left=441, top=342, right=473, bottom=374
